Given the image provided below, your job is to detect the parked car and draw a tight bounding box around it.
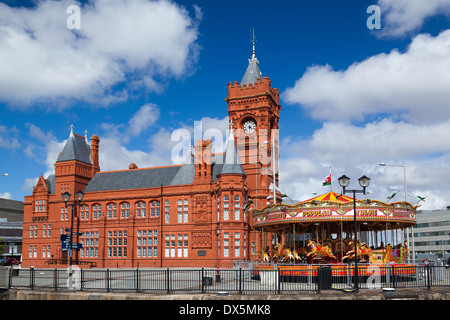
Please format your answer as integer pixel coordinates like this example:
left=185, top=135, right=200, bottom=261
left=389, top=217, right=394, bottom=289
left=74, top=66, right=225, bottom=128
left=6, top=258, right=19, bottom=265
left=0, top=257, right=19, bottom=266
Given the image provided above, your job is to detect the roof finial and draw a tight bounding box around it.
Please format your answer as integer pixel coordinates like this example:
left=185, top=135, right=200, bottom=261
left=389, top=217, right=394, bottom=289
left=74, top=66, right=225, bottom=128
left=84, top=129, right=88, bottom=140
left=70, top=124, right=74, bottom=136
left=229, top=119, right=234, bottom=137
left=251, top=28, right=257, bottom=59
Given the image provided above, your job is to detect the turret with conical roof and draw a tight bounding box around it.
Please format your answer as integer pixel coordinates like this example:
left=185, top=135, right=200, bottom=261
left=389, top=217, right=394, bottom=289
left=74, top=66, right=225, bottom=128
left=54, top=125, right=98, bottom=195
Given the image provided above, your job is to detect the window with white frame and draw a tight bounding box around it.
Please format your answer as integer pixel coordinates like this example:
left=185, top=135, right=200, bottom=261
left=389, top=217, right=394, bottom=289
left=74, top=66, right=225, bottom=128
left=136, top=229, right=158, bottom=258
left=234, top=233, right=240, bottom=257
left=165, top=200, right=170, bottom=223
left=92, top=204, right=101, bottom=219
left=120, top=202, right=130, bottom=218
left=107, top=203, right=117, bottom=219
left=223, top=232, right=229, bottom=257
left=234, top=208, right=240, bottom=220
left=61, top=206, right=68, bottom=220
left=80, top=205, right=89, bottom=220
left=80, top=230, right=99, bottom=258
left=136, top=201, right=146, bottom=218
left=177, top=199, right=188, bottom=223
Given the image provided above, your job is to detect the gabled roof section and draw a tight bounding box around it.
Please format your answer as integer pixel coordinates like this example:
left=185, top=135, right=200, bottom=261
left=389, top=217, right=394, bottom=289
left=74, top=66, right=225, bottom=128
left=56, top=130, right=92, bottom=165
left=170, top=153, right=195, bottom=185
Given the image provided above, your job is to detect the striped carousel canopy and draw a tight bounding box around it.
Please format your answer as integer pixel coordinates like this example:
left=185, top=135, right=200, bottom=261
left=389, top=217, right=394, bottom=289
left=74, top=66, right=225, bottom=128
left=302, top=191, right=354, bottom=204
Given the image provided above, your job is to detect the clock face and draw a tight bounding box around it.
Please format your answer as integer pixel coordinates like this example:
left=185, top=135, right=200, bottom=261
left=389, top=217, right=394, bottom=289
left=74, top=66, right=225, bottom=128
left=243, top=119, right=256, bottom=134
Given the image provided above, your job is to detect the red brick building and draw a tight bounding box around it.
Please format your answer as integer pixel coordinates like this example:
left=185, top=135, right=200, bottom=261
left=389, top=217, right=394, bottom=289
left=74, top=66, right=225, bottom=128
left=21, top=47, right=281, bottom=268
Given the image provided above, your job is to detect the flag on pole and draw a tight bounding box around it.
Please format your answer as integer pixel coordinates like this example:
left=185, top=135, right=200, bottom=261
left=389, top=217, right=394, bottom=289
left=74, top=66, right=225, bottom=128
left=387, top=191, right=398, bottom=200
left=244, top=199, right=254, bottom=211
left=322, top=174, right=331, bottom=186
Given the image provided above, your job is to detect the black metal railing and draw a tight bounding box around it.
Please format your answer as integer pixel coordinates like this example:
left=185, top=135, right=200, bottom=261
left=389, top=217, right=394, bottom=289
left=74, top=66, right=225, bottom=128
left=7, top=264, right=450, bottom=294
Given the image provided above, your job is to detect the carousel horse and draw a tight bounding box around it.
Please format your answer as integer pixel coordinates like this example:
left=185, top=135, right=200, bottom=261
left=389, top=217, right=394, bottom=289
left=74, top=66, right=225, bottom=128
left=280, top=247, right=302, bottom=263
left=262, top=251, right=270, bottom=262
left=306, top=240, right=337, bottom=263
left=292, top=249, right=302, bottom=262
left=343, top=241, right=372, bottom=263
left=272, top=243, right=284, bottom=262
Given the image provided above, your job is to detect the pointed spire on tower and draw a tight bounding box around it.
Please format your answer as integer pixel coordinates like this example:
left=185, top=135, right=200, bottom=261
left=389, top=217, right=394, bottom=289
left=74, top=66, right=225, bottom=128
left=241, top=29, right=263, bottom=86
left=251, top=28, right=257, bottom=59
left=220, top=119, right=245, bottom=175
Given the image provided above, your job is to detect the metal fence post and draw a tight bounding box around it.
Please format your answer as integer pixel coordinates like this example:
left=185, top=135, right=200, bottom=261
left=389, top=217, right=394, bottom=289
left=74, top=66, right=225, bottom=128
left=238, top=268, right=242, bottom=295
left=106, top=269, right=110, bottom=292
left=136, top=268, right=140, bottom=293
left=54, top=268, right=57, bottom=291
left=166, top=268, right=170, bottom=294
left=80, top=268, right=84, bottom=291
left=426, top=264, right=431, bottom=290
left=201, top=268, right=205, bottom=294
left=7, top=266, right=12, bottom=289
left=277, top=268, right=281, bottom=295
left=317, top=268, right=321, bottom=294
left=30, top=267, right=34, bottom=290
left=391, top=264, right=396, bottom=289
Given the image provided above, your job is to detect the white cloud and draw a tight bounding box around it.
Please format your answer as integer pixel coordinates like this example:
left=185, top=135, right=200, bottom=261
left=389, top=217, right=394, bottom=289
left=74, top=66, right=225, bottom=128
left=283, top=29, right=450, bottom=124
left=278, top=119, right=450, bottom=210
left=97, top=105, right=229, bottom=170
left=0, top=125, right=20, bottom=149
left=0, top=192, right=13, bottom=199
left=281, top=26, right=450, bottom=210
left=126, top=103, right=160, bottom=138
left=0, top=0, right=201, bottom=106
left=377, top=0, right=450, bottom=38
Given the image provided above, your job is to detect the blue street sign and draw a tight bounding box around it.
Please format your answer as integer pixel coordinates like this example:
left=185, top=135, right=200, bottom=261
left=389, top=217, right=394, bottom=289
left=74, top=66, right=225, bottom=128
left=61, top=233, right=82, bottom=251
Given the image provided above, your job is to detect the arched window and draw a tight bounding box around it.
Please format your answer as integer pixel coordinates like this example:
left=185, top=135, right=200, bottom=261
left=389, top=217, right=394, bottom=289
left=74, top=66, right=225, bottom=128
left=120, top=202, right=130, bottom=218
left=224, top=195, right=229, bottom=208
left=80, top=205, right=89, bottom=220
left=107, top=203, right=116, bottom=219
left=92, top=204, right=101, bottom=219
left=136, top=201, right=146, bottom=218
left=234, top=195, right=240, bottom=207
left=150, top=201, right=160, bottom=217
left=177, top=199, right=188, bottom=223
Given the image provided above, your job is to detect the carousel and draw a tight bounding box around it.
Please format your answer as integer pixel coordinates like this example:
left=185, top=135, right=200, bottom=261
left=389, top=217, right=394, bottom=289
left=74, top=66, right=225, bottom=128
left=252, top=191, right=417, bottom=266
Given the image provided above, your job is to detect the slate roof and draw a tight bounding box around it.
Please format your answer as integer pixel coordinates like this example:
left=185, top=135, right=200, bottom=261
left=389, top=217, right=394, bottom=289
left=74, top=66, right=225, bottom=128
left=170, top=154, right=195, bottom=186
left=82, top=139, right=246, bottom=193
left=56, top=132, right=92, bottom=164
left=84, top=166, right=181, bottom=192
left=241, top=57, right=263, bottom=86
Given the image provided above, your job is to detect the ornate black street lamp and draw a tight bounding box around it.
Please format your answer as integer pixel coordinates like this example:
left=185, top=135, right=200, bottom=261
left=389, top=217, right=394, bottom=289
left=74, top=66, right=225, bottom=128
left=338, top=175, right=370, bottom=292
left=61, top=190, right=84, bottom=286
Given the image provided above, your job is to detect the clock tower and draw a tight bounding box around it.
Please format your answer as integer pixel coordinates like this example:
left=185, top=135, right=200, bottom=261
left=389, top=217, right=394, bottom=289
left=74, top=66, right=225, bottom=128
left=225, top=33, right=282, bottom=210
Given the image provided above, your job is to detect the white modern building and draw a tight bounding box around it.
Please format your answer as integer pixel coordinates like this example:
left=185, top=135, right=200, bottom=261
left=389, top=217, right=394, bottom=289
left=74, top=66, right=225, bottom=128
left=408, top=208, right=450, bottom=256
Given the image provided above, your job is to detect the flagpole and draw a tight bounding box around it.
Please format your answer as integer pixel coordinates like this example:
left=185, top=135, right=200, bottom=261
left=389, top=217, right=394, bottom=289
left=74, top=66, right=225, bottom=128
left=329, top=166, right=332, bottom=193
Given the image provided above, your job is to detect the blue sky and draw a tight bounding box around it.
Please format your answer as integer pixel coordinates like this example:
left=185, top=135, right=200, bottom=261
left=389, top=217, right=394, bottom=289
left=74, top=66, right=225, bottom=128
left=1, top=0, right=450, bottom=210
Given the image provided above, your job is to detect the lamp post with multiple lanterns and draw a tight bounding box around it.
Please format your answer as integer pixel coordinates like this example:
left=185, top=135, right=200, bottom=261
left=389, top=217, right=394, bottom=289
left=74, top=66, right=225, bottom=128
left=338, top=174, right=371, bottom=292
left=61, top=190, right=84, bottom=286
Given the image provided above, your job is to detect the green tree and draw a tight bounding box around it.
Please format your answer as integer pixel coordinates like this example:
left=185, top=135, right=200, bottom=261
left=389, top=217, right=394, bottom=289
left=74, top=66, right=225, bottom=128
left=0, top=237, right=5, bottom=256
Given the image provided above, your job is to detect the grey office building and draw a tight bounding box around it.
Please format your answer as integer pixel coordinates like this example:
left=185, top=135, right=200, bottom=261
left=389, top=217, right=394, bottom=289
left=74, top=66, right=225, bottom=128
left=408, top=208, right=450, bottom=256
